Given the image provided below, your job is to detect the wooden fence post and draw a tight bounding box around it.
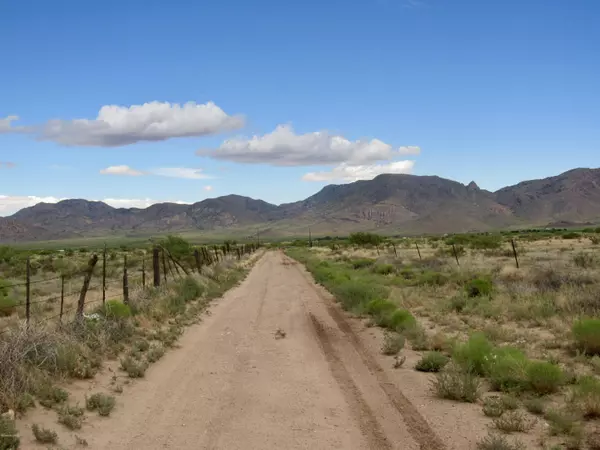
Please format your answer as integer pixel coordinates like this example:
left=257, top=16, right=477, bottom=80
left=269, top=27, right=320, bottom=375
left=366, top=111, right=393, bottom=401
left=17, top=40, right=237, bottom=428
left=76, top=254, right=99, bottom=319
left=102, top=244, right=107, bottom=306
left=26, top=257, right=31, bottom=328
left=153, top=247, right=160, bottom=287
left=123, top=255, right=129, bottom=304
left=452, top=244, right=461, bottom=266
left=142, top=258, right=146, bottom=287
left=511, top=239, right=520, bottom=269
left=416, top=243, right=422, bottom=260
left=161, top=250, right=168, bottom=284
left=59, top=275, right=65, bottom=323
left=194, top=249, right=203, bottom=274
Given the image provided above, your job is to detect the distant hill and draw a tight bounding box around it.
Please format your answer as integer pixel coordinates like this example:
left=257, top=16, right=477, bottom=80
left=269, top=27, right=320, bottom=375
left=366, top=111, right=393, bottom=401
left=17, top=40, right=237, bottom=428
left=3, top=168, right=600, bottom=242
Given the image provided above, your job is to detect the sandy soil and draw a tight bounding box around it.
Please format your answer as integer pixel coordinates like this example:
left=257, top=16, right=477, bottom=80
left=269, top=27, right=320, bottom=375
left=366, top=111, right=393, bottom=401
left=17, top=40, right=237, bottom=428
left=18, top=251, right=499, bottom=449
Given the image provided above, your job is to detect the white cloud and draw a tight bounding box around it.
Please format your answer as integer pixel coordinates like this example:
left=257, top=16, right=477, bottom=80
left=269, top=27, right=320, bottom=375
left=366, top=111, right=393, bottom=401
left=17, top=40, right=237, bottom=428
left=198, top=124, right=410, bottom=166
left=101, top=198, right=189, bottom=209
left=302, top=160, right=415, bottom=182
left=399, top=146, right=421, bottom=155
left=0, top=195, right=65, bottom=216
left=0, top=116, right=24, bottom=133
left=149, top=167, right=213, bottom=180
left=99, top=165, right=213, bottom=179
left=100, top=165, right=144, bottom=176
left=0, top=195, right=190, bottom=216
left=2, top=102, right=244, bottom=147
left=203, top=185, right=213, bottom=191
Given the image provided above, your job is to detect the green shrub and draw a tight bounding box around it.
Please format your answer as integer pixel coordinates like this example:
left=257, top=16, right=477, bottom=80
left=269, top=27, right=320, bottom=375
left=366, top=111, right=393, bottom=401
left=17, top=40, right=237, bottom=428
left=0, top=296, right=17, bottom=317
left=102, top=300, right=131, bottom=320
left=432, top=368, right=481, bottom=403
left=544, top=409, right=581, bottom=436
left=405, top=325, right=429, bottom=351
left=133, top=339, right=150, bottom=353
left=499, top=394, right=519, bottom=410
left=383, top=309, right=416, bottom=332
left=382, top=332, right=405, bottom=355
left=465, top=277, right=493, bottom=298
left=36, top=384, right=69, bottom=408
left=571, top=376, right=600, bottom=419
left=176, top=277, right=204, bottom=302
left=453, top=333, right=494, bottom=376
left=482, top=397, right=506, bottom=418
left=147, top=344, right=165, bottom=363
left=0, top=415, right=19, bottom=450
left=16, top=393, right=35, bottom=413
left=415, top=271, right=449, bottom=286
left=476, top=433, right=525, bottom=450
left=351, top=258, right=376, bottom=269
left=86, top=393, right=116, bottom=416
left=415, top=352, right=449, bottom=373
left=58, top=409, right=83, bottom=430
left=349, top=232, right=383, bottom=247
left=469, top=235, right=503, bottom=250
left=524, top=397, right=545, bottom=415
left=448, top=294, right=467, bottom=313
left=365, top=299, right=396, bottom=318
left=333, top=281, right=388, bottom=313
left=562, top=232, right=581, bottom=240
left=526, top=361, right=563, bottom=395
left=372, top=264, right=395, bottom=275
left=573, top=319, right=600, bottom=355
left=120, top=356, right=148, bottom=378
left=32, top=424, right=57, bottom=444
left=486, top=347, right=529, bottom=393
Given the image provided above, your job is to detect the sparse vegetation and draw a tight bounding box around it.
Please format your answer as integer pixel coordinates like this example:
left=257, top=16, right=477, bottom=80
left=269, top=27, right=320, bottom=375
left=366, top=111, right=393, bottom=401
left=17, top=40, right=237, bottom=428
left=86, top=393, right=116, bottom=416
left=381, top=332, right=405, bottom=355
left=573, top=319, right=600, bottom=355
left=0, top=415, right=19, bottom=450
left=415, top=352, right=449, bottom=373
left=476, top=433, right=526, bottom=450
left=0, top=238, right=257, bottom=446
left=120, top=355, right=149, bottom=378
left=32, top=424, right=57, bottom=444
left=286, top=232, right=600, bottom=445
left=432, top=367, right=481, bottom=403
left=493, top=411, right=534, bottom=433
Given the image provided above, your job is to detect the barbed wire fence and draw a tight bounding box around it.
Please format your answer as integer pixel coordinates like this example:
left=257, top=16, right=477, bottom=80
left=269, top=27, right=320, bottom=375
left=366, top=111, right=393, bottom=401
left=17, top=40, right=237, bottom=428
left=0, top=242, right=260, bottom=336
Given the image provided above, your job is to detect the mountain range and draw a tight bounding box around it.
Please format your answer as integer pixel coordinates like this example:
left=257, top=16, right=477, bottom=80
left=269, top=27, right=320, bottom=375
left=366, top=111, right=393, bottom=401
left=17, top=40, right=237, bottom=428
left=2, top=168, right=600, bottom=243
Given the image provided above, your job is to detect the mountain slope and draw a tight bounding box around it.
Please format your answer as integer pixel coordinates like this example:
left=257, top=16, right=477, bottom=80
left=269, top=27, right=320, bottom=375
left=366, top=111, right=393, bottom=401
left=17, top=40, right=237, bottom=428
left=3, top=167, right=600, bottom=242
left=275, top=174, right=515, bottom=234
left=494, top=168, right=600, bottom=224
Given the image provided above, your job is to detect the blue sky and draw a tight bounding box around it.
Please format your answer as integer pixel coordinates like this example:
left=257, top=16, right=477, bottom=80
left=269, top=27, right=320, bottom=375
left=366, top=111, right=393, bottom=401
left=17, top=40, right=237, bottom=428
left=1, top=0, right=599, bottom=215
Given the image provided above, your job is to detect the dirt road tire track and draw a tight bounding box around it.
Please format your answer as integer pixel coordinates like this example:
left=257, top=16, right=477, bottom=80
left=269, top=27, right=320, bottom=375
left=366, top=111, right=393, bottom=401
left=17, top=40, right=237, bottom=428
left=308, top=313, right=392, bottom=450
left=50, top=251, right=450, bottom=449
left=287, top=254, right=447, bottom=450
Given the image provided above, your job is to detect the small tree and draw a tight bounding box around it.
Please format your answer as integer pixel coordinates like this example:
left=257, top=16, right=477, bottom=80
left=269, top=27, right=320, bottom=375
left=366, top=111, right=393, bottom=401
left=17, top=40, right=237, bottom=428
left=348, top=232, right=383, bottom=247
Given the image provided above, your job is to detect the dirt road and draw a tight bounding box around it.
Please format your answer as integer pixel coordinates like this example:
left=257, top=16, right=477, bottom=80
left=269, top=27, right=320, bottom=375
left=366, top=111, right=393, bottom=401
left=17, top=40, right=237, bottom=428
left=73, top=251, right=448, bottom=450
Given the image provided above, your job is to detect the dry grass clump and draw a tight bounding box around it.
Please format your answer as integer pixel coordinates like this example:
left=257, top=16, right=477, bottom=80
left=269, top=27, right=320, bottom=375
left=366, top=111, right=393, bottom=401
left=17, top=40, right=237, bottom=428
left=31, top=423, right=57, bottom=444
left=86, top=392, right=116, bottom=416
left=476, top=433, right=526, bottom=450
left=432, top=366, right=481, bottom=403
left=493, top=410, right=534, bottom=433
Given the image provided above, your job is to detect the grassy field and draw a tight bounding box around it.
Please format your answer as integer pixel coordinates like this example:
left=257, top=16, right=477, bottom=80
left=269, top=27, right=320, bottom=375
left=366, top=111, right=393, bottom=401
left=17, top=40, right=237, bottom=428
left=287, top=231, right=600, bottom=449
